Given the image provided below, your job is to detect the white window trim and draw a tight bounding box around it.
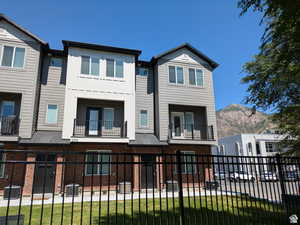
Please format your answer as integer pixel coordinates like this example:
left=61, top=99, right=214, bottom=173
left=85, top=150, right=112, bottom=176
left=0, top=45, right=26, bottom=69
left=169, top=66, right=184, bottom=85
left=181, top=151, right=197, bottom=174
left=106, top=59, right=124, bottom=79
left=188, top=68, right=204, bottom=87
left=0, top=152, right=6, bottom=178
left=81, top=55, right=100, bottom=76
left=139, top=110, right=149, bottom=128
left=46, top=104, right=59, bottom=124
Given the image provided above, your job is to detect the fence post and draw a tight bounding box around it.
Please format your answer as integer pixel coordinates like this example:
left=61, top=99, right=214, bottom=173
left=176, top=151, right=185, bottom=225
left=276, top=154, right=287, bottom=207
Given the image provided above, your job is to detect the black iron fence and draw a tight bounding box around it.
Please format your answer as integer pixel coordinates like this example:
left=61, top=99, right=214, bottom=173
left=0, top=116, right=19, bottom=136
left=73, top=120, right=127, bottom=138
left=0, top=150, right=300, bottom=225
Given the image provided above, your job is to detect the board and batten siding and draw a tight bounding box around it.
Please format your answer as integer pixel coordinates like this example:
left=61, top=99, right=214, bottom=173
left=0, top=20, right=42, bottom=138
left=156, top=48, right=218, bottom=143
left=135, top=68, right=154, bottom=133
left=37, top=56, right=66, bottom=131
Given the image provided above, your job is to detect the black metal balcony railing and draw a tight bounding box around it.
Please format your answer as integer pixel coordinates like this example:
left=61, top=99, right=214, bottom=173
left=169, top=124, right=214, bottom=141
left=0, top=116, right=19, bottom=136
left=73, top=119, right=127, bottom=138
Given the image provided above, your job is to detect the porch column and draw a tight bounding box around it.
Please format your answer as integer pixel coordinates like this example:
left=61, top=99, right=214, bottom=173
left=156, top=156, right=164, bottom=190
left=133, top=155, right=140, bottom=191
left=55, top=154, right=64, bottom=194
left=22, top=154, right=36, bottom=196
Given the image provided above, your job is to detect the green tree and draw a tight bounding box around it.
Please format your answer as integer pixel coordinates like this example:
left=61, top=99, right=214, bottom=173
left=238, top=0, right=300, bottom=153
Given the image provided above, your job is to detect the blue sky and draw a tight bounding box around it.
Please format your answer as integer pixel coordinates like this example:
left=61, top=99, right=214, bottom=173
left=2, top=0, right=265, bottom=111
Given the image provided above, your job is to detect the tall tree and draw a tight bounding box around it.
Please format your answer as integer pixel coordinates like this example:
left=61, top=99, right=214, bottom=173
left=238, top=0, right=300, bottom=153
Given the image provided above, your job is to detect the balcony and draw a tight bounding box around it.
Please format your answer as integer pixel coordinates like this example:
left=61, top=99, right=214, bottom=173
left=73, top=119, right=127, bottom=138
left=169, top=123, right=214, bottom=141
left=0, top=116, right=19, bottom=136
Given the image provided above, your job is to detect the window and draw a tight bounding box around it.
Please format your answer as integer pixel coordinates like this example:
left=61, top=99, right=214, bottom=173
left=235, top=142, right=240, bottom=155
left=1, top=46, right=25, bottom=68
left=106, top=59, right=124, bottom=78
left=247, top=143, right=252, bottom=153
left=181, top=151, right=196, bottom=174
left=81, top=56, right=99, bottom=75
left=265, top=142, right=278, bottom=152
left=1, top=101, right=15, bottom=116
left=138, top=67, right=149, bottom=76
left=103, top=108, right=114, bottom=130
left=256, top=142, right=261, bottom=155
left=189, top=68, right=203, bottom=86
left=46, top=104, right=58, bottom=124
left=86, top=151, right=111, bottom=175
left=219, top=145, right=225, bottom=155
left=184, top=112, right=194, bottom=132
left=140, top=110, right=148, bottom=128
left=50, top=57, right=62, bottom=67
left=169, top=66, right=184, bottom=84
left=0, top=152, right=5, bottom=178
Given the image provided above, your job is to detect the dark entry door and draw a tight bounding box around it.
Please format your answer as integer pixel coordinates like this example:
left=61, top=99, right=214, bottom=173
left=33, top=154, right=56, bottom=194
left=141, top=155, right=156, bottom=189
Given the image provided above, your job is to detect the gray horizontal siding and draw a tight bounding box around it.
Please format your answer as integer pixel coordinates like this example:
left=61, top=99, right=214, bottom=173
left=135, top=68, right=154, bottom=133
left=0, top=38, right=41, bottom=138
left=157, top=52, right=217, bottom=141
left=37, top=56, right=66, bottom=131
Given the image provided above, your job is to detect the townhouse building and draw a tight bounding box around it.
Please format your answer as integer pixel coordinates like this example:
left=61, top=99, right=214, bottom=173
left=0, top=14, right=218, bottom=195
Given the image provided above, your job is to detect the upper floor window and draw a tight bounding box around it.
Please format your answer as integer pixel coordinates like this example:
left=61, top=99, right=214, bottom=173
left=1, top=46, right=25, bottom=68
left=138, top=67, right=148, bottom=76
left=219, top=145, right=225, bottom=155
left=106, top=59, right=124, bottom=78
left=81, top=56, right=99, bottom=76
left=256, top=142, right=261, bottom=155
left=247, top=142, right=253, bottom=153
left=50, top=57, right=63, bottom=67
left=103, top=108, right=114, bottom=130
left=169, top=66, right=184, bottom=84
left=46, top=104, right=58, bottom=124
left=189, top=68, right=203, bottom=86
left=140, top=110, right=148, bottom=128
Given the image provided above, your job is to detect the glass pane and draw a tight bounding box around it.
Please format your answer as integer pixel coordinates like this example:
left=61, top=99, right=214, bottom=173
left=86, top=154, right=98, bottom=175
left=91, top=58, right=99, bottom=75
left=184, top=153, right=195, bottom=173
left=196, top=69, right=203, bottom=86
left=81, top=56, right=90, bottom=74
left=1, top=46, right=14, bottom=67
left=106, top=59, right=114, bottom=77
left=47, top=104, right=58, bottom=123
left=100, top=154, right=110, bottom=174
left=185, top=112, right=194, bottom=132
left=140, top=110, right=148, bottom=127
left=103, top=108, right=114, bottom=129
left=1, top=101, right=15, bottom=116
left=169, top=66, right=176, bottom=83
left=0, top=152, right=3, bottom=177
left=88, top=110, right=99, bottom=135
left=177, top=67, right=184, bottom=84
left=189, top=68, right=196, bottom=85
left=115, top=60, right=123, bottom=78
left=139, top=67, right=148, bottom=76
left=50, top=57, right=62, bottom=67
left=13, top=47, right=25, bottom=68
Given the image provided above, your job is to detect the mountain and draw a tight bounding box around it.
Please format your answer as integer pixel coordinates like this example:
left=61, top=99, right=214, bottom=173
left=216, top=104, right=276, bottom=138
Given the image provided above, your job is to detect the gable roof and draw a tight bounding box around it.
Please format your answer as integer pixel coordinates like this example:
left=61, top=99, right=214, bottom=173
left=0, top=14, right=48, bottom=46
left=151, top=43, right=219, bottom=69
left=62, top=40, right=142, bottom=56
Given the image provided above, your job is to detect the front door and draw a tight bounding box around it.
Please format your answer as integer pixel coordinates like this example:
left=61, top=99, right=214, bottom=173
left=141, top=154, right=156, bottom=189
left=33, top=154, right=56, bottom=194
left=171, top=112, right=184, bottom=138
left=86, top=108, right=102, bottom=136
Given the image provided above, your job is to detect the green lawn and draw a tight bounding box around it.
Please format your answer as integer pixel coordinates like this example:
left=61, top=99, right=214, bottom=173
left=0, top=196, right=289, bottom=225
